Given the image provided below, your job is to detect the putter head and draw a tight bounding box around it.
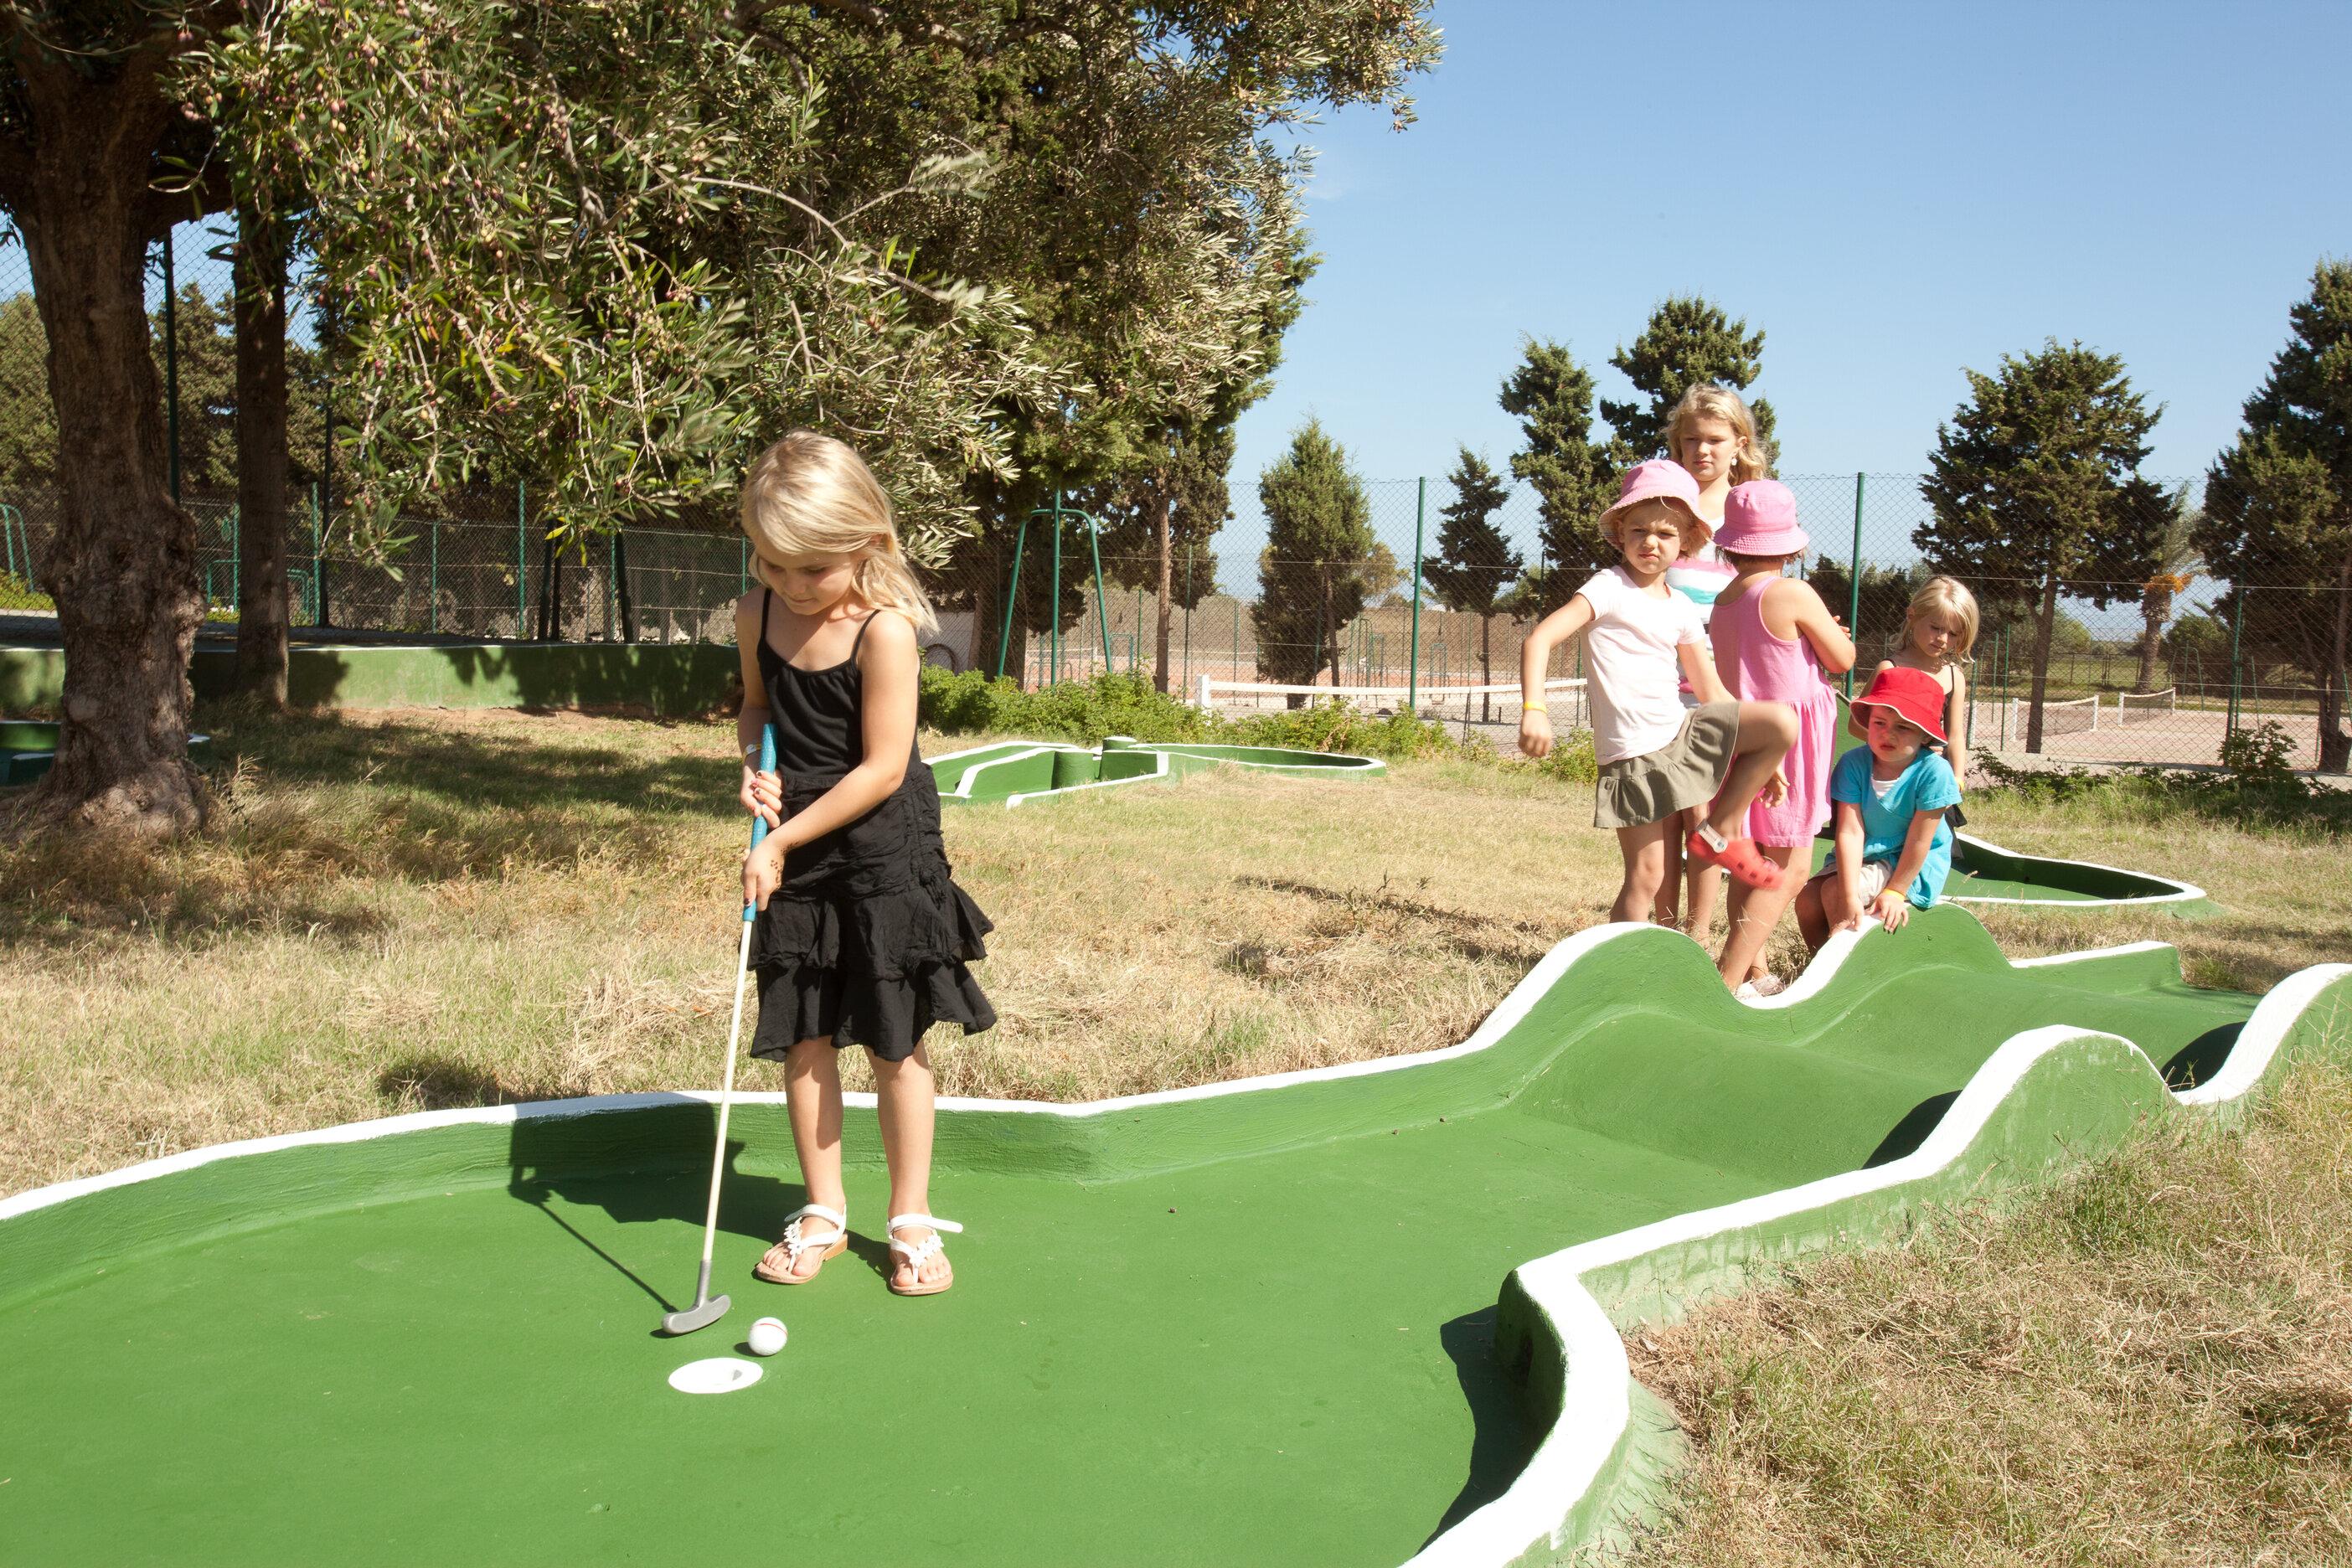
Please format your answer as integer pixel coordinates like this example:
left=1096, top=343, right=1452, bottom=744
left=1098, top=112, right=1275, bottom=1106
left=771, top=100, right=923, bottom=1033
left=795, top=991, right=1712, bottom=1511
left=660, top=1292, right=730, bottom=1336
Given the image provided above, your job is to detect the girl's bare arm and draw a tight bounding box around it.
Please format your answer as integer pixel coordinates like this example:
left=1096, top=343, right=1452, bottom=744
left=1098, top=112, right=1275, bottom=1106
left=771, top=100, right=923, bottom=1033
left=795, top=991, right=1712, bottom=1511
left=735, top=593, right=781, bottom=827
left=1946, top=663, right=1972, bottom=783
left=1519, top=595, right=1595, bottom=757
left=1782, top=581, right=1857, bottom=673
left=1678, top=641, right=1731, bottom=705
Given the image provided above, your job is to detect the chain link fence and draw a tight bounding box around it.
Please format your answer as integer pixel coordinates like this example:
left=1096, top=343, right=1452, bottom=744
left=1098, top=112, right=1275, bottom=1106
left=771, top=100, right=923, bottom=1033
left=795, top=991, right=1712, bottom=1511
left=4, top=219, right=2347, bottom=771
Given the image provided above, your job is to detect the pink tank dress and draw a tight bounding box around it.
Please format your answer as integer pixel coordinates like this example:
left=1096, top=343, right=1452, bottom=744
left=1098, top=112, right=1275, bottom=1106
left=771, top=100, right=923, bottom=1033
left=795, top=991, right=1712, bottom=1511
left=1710, top=581, right=1835, bottom=847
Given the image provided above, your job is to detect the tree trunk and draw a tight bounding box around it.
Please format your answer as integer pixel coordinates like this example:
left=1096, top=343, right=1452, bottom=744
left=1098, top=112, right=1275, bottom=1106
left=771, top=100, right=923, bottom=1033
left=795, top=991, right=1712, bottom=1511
left=233, top=202, right=291, bottom=706
left=1478, top=611, right=1494, bottom=722
left=2025, top=573, right=2057, bottom=755
left=2131, top=585, right=2167, bottom=696
left=2324, top=552, right=2352, bottom=773
left=1151, top=476, right=1173, bottom=695
left=16, top=75, right=205, bottom=837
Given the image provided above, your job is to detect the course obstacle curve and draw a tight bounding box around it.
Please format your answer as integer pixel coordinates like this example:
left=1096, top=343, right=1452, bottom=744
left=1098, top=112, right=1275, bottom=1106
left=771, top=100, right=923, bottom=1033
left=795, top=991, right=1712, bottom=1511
left=928, top=732, right=1384, bottom=807
left=2, top=907, right=2340, bottom=1565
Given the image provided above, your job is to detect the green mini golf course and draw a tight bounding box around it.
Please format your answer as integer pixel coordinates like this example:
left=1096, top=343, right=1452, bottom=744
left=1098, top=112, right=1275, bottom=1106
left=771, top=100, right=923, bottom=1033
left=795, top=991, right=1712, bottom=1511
left=3, top=911, right=2343, bottom=1567
left=0, top=720, right=213, bottom=786
left=929, top=734, right=1385, bottom=807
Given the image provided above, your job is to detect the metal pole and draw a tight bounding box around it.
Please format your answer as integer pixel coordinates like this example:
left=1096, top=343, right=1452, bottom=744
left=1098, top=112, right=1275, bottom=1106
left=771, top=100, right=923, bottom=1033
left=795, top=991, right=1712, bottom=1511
left=1183, top=545, right=1194, bottom=692
left=430, top=520, right=440, bottom=635
left=994, top=513, right=1030, bottom=681
left=1050, top=492, right=1064, bottom=685
left=1999, top=628, right=2009, bottom=750
left=1409, top=477, right=1426, bottom=710
left=1087, top=510, right=1113, bottom=677
left=516, top=481, right=528, bottom=637
left=616, top=529, right=636, bottom=644
left=1845, top=472, right=1865, bottom=695
left=162, top=234, right=180, bottom=506
left=2227, top=587, right=2246, bottom=735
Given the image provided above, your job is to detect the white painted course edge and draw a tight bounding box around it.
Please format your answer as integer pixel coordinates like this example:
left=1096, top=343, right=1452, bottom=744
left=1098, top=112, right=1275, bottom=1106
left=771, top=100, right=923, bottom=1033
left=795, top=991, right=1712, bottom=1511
left=1946, top=829, right=2209, bottom=909
left=1402, top=959, right=2352, bottom=1568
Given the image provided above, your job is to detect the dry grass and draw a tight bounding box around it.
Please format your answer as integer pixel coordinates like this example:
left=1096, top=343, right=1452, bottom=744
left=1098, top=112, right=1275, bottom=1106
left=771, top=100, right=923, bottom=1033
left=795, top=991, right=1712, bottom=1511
left=1620, top=1060, right=2352, bottom=1567
left=4, top=705, right=2351, bottom=1196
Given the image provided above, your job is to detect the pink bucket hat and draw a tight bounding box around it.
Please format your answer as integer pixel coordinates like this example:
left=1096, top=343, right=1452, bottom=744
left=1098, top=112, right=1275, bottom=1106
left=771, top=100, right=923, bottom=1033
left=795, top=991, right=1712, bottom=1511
left=1600, top=459, right=1710, bottom=546
left=1713, top=480, right=1808, bottom=557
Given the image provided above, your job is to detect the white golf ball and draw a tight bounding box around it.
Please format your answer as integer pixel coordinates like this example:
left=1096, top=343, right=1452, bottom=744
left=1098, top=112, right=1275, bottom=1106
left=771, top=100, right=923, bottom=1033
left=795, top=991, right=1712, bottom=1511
left=747, top=1317, right=787, bottom=1356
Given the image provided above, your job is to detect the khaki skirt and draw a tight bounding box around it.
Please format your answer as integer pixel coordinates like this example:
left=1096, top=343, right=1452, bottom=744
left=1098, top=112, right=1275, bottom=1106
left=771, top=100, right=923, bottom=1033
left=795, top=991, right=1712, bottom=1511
left=1594, top=701, right=1740, bottom=830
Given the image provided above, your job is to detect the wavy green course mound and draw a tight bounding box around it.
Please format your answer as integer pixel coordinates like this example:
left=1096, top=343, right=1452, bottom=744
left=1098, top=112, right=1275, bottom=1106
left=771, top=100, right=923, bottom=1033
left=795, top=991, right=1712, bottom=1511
left=1, top=720, right=214, bottom=785
left=3, top=910, right=2340, bottom=1567
left=931, top=734, right=1384, bottom=806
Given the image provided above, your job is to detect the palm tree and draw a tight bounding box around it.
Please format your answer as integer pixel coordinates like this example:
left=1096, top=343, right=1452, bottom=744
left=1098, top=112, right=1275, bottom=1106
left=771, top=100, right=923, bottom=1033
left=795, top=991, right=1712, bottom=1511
left=2135, top=501, right=2203, bottom=694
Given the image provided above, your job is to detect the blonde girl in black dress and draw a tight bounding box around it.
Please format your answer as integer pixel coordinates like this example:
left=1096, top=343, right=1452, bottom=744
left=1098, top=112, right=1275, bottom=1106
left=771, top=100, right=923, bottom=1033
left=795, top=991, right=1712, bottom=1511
left=733, top=431, right=994, bottom=1297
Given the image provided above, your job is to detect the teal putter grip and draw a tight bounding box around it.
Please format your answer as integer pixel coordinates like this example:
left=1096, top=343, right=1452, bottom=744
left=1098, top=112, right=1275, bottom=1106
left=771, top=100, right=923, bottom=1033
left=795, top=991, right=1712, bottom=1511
left=744, top=722, right=776, bottom=921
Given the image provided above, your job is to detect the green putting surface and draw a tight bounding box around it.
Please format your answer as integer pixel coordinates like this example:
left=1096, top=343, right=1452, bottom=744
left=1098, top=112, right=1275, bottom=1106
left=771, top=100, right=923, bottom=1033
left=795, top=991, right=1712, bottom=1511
left=931, top=735, right=1383, bottom=807
left=0, top=914, right=2297, bottom=1566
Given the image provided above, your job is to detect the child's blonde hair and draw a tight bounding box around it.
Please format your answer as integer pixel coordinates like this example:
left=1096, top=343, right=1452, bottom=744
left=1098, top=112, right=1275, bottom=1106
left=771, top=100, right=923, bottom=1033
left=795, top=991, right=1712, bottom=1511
left=740, top=431, right=937, bottom=636
left=1906, top=575, right=1979, bottom=660
left=1666, top=384, right=1771, bottom=484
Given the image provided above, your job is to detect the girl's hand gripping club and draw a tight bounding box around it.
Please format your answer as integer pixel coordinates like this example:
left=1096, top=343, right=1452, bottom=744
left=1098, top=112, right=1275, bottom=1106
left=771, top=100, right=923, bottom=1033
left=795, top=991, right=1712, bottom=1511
left=661, top=723, right=775, bottom=1336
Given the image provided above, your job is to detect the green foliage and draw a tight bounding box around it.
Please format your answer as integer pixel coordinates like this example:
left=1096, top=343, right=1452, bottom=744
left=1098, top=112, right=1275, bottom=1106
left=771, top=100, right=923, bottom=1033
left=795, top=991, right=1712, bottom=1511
left=2198, top=261, right=2352, bottom=766
left=1498, top=340, right=1625, bottom=597
left=1916, top=340, right=2169, bottom=610
left=1252, top=420, right=1375, bottom=684
left=0, top=293, right=54, bottom=487
left=2216, top=719, right=2300, bottom=783
left=2167, top=611, right=2228, bottom=663
left=1423, top=447, right=1522, bottom=617
left=1600, top=295, right=1778, bottom=465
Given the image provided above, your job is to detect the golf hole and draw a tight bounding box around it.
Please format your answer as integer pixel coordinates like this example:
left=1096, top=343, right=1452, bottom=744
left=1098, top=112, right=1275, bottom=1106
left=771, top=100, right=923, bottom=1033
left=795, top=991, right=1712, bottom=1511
left=668, top=1357, right=763, bottom=1395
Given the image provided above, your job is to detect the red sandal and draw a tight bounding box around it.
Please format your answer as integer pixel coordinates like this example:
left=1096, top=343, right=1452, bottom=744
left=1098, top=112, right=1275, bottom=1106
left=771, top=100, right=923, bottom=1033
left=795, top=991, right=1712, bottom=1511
left=1685, top=828, right=1782, bottom=891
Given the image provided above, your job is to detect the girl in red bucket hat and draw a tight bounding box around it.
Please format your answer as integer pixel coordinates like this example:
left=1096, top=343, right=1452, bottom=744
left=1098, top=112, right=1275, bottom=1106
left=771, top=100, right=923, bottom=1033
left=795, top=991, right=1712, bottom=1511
left=1795, top=665, right=1964, bottom=950
left=1520, top=461, right=1798, bottom=931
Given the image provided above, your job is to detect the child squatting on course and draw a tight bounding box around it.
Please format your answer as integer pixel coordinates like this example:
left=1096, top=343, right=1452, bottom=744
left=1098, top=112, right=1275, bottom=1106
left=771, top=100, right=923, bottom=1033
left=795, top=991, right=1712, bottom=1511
left=1796, top=664, right=1964, bottom=949
left=1519, top=460, right=1797, bottom=941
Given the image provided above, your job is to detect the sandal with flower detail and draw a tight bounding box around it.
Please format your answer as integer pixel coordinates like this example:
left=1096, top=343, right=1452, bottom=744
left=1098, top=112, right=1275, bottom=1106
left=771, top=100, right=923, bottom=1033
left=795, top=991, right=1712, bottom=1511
left=1684, top=828, right=1781, bottom=891
left=753, top=1203, right=847, bottom=1285
left=885, top=1213, right=962, bottom=1297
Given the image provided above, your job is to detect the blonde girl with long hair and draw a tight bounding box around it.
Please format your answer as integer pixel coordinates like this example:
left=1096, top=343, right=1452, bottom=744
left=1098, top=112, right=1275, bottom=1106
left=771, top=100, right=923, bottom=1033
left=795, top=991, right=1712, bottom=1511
left=1660, top=383, right=1775, bottom=940
left=1849, top=575, right=1982, bottom=804
left=734, top=431, right=995, bottom=1298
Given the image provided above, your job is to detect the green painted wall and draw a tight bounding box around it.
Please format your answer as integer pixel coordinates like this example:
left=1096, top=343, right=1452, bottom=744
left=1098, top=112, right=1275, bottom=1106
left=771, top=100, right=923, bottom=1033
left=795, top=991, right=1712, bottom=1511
left=1, top=642, right=736, bottom=719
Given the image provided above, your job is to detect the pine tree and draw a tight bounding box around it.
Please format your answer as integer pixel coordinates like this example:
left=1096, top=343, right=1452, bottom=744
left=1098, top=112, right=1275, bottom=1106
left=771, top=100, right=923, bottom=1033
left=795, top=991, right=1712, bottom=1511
left=1498, top=339, right=1623, bottom=601
left=2197, top=261, right=2352, bottom=769
left=1599, top=294, right=1778, bottom=463
left=1252, top=420, right=1374, bottom=699
left=1421, top=447, right=1522, bottom=717
left=1916, top=340, right=2167, bottom=753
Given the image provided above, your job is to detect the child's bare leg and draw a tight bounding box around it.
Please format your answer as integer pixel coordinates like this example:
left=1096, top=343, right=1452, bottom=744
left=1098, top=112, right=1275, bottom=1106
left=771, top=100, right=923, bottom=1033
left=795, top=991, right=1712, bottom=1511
left=1717, top=843, right=1803, bottom=985
left=872, top=1044, right=949, bottom=1290
left=1686, top=841, right=1724, bottom=940
left=778, top=1036, right=847, bottom=1279
left=1700, top=702, right=1797, bottom=840
left=1794, top=875, right=1830, bottom=951
left=1612, top=818, right=1674, bottom=925
left=1652, top=818, right=1686, bottom=926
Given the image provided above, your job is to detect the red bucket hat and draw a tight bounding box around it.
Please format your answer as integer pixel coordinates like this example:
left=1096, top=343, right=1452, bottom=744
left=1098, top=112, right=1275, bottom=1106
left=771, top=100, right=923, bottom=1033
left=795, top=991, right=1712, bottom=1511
left=1852, top=666, right=1948, bottom=745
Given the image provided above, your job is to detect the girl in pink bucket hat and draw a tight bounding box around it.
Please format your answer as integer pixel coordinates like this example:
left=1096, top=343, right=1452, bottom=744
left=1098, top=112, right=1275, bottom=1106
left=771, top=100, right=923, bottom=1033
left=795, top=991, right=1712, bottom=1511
left=1520, top=460, right=1797, bottom=931
left=1703, top=479, right=1854, bottom=996
left=1795, top=665, right=1963, bottom=951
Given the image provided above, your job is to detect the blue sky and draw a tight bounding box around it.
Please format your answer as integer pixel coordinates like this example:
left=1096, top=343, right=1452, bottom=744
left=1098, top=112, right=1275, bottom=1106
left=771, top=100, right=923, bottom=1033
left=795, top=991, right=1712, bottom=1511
left=1230, top=0, right=2352, bottom=526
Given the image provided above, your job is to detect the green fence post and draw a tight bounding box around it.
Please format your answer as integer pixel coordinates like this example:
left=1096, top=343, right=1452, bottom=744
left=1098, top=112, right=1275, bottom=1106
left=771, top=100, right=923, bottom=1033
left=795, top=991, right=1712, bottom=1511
left=1408, top=477, right=1426, bottom=711
left=311, top=483, right=324, bottom=627
left=317, top=369, right=333, bottom=627
left=228, top=505, right=239, bottom=606
left=2227, top=588, right=2246, bottom=736
left=162, top=232, right=180, bottom=506
left=430, top=519, right=440, bottom=635
left=1086, top=508, right=1113, bottom=676
left=1182, top=546, right=1194, bottom=694
left=515, top=481, right=528, bottom=637
left=1048, top=492, right=1064, bottom=685
left=1844, top=472, right=1865, bottom=695
left=1998, top=627, right=2010, bottom=750
left=994, top=512, right=1030, bottom=682
left=1233, top=598, right=1240, bottom=690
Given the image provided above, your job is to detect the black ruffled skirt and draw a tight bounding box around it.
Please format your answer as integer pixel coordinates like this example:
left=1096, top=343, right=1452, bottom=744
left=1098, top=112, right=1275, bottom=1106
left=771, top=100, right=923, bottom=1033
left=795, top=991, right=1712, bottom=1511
left=748, top=779, right=995, bottom=1063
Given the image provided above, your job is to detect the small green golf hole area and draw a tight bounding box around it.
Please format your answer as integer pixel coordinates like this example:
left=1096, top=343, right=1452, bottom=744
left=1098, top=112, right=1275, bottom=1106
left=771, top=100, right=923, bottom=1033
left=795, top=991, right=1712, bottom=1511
left=0, top=912, right=2278, bottom=1565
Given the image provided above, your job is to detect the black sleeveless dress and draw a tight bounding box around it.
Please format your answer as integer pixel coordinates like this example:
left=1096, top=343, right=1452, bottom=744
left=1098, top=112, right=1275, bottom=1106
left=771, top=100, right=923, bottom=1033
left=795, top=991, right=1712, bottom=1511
left=749, top=591, right=995, bottom=1062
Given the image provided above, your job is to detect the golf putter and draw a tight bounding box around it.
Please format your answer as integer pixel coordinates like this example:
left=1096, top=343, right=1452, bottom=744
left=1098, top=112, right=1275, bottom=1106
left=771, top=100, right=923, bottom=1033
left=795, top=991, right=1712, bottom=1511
left=662, top=722, right=775, bottom=1336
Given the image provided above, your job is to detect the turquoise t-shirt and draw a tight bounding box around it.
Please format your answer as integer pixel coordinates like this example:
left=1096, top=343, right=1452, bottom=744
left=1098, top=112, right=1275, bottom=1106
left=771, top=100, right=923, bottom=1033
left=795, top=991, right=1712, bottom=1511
left=1825, top=745, right=1962, bottom=908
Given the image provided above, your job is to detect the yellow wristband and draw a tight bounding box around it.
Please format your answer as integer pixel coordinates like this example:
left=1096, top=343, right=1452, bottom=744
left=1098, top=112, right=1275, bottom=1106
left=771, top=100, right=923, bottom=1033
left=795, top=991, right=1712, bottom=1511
left=1524, top=701, right=1547, bottom=712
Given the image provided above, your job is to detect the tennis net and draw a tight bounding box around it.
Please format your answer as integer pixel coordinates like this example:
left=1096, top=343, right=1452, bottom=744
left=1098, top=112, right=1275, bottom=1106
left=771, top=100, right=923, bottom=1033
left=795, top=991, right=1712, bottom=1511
left=1198, top=675, right=1591, bottom=730
left=2116, top=688, right=2177, bottom=725
left=2012, top=693, right=2101, bottom=736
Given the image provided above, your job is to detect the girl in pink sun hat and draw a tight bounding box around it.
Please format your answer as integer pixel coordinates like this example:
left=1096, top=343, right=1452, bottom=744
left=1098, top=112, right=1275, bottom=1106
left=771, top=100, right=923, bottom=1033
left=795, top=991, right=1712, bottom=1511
left=1703, top=479, right=1854, bottom=995
left=1520, top=460, right=1797, bottom=931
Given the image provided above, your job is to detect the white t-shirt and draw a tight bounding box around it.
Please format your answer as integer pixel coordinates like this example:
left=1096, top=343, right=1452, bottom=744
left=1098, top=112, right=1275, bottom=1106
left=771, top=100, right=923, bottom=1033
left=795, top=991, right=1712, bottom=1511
left=1572, top=567, right=1708, bottom=766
